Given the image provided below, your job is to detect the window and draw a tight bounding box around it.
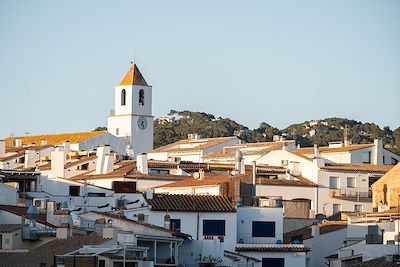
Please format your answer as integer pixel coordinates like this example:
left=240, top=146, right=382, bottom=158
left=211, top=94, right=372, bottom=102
left=362, top=151, right=371, bottom=164
left=121, top=89, right=126, bottom=106
left=203, top=220, right=225, bottom=236
left=347, top=177, right=356, bottom=188
left=99, top=260, right=105, bottom=267
left=69, top=186, right=80, bottom=196
left=329, top=177, right=340, bottom=189
left=116, top=128, right=119, bottom=135
left=78, top=163, right=89, bottom=171
left=139, top=89, right=144, bottom=106
left=170, top=219, right=181, bottom=232
left=262, top=258, right=284, bottom=267
left=0, top=234, right=2, bottom=249
left=355, top=204, right=363, bottom=212
left=333, top=204, right=341, bottom=214
left=252, top=221, right=275, bottom=237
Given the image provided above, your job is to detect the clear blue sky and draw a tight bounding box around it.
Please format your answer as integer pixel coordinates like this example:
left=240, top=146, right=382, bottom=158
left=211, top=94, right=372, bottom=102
left=1, top=0, right=399, bottom=138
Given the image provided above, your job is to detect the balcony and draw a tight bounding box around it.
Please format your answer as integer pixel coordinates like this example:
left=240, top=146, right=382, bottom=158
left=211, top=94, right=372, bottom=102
left=237, top=233, right=283, bottom=244
left=329, top=189, right=372, bottom=202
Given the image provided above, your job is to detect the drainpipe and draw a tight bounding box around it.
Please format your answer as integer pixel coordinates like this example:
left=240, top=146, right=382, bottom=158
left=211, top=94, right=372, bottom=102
left=252, top=161, right=257, bottom=206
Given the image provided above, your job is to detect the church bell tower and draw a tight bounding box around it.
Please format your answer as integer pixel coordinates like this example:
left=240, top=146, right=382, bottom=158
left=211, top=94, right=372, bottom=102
left=107, top=63, right=154, bottom=157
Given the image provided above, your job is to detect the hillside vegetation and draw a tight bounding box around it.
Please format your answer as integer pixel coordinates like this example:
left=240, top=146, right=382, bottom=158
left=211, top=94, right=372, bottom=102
left=153, top=110, right=400, bottom=154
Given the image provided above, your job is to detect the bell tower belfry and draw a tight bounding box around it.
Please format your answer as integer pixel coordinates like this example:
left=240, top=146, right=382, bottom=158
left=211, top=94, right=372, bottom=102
left=107, top=63, right=154, bottom=157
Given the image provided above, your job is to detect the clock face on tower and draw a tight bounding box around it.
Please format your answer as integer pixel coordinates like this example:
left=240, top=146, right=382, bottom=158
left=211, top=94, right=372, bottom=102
left=138, top=116, right=148, bottom=130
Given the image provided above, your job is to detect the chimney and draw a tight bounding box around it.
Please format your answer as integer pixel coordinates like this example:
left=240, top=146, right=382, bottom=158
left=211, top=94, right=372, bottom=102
left=311, top=223, right=319, bottom=237
left=40, top=140, right=48, bottom=146
left=235, top=150, right=245, bottom=175
left=373, top=139, right=383, bottom=165
left=252, top=161, right=257, bottom=185
left=24, top=149, right=38, bottom=169
left=56, top=227, right=69, bottom=240
left=63, top=141, right=70, bottom=154
left=137, top=153, right=148, bottom=174
left=96, top=145, right=111, bottom=174
left=103, top=154, right=113, bottom=174
left=164, top=214, right=171, bottom=229
left=0, top=140, right=5, bottom=158
left=146, top=188, right=154, bottom=200
left=199, top=169, right=205, bottom=180
left=313, top=144, right=320, bottom=158
left=51, top=150, right=66, bottom=178
left=282, top=144, right=287, bottom=151
left=15, top=139, right=22, bottom=148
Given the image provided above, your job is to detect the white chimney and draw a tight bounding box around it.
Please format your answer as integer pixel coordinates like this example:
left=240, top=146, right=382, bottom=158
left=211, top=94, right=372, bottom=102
left=137, top=153, right=148, bottom=174
left=164, top=214, right=171, bottom=229
left=102, top=154, right=114, bottom=174
left=40, top=140, right=48, bottom=146
left=51, top=150, right=66, bottom=178
left=199, top=169, right=205, bottom=180
left=373, top=139, right=383, bottom=165
left=96, top=145, right=111, bottom=174
left=0, top=140, right=5, bottom=157
left=252, top=161, right=256, bottom=185
left=24, top=149, right=38, bottom=169
left=15, top=139, right=22, bottom=148
left=63, top=141, right=70, bottom=154
left=235, top=150, right=245, bottom=174
left=146, top=188, right=154, bottom=200
left=313, top=144, right=320, bottom=158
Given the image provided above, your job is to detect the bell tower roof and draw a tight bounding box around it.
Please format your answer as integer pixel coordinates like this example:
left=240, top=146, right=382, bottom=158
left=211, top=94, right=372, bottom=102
left=119, top=63, right=148, bottom=86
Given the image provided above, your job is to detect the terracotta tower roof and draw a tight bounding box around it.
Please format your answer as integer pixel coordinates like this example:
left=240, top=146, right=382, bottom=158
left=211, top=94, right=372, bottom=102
left=119, top=63, right=148, bottom=86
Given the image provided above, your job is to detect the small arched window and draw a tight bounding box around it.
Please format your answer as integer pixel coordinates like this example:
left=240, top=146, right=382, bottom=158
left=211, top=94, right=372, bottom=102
left=139, top=89, right=144, bottom=106
left=121, top=89, right=126, bottom=106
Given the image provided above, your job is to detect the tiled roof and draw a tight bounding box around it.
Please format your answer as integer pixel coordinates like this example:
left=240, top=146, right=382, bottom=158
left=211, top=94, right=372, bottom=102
left=203, top=142, right=286, bottom=159
left=256, top=175, right=317, bottom=187
left=294, top=144, right=375, bottom=156
left=0, top=205, right=55, bottom=227
left=154, top=174, right=249, bottom=189
left=353, top=256, right=398, bottom=267
left=146, top=194, right=236, bottom=212
left=0, top=224, right=22, bottom=233
left=4, top=131, right=107, bottom=147
left=119, top=64, right=148, bottom=86
left=0, top=232, right=107, bottom=267
left=320, top=164, right=393, bottom=173
left=235, top=245, right=310, bottom=253
left=149, top=136, right=238, bottom=154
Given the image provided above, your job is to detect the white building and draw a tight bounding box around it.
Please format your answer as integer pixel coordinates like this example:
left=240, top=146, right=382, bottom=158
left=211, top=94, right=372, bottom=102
left=147, top=135, right=240, bottom=162
left=107, top=64, right=154, bottom=157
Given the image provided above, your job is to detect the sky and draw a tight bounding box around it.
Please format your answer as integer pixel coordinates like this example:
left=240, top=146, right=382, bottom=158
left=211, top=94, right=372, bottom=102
left=0, top=0, right=399, bottom=138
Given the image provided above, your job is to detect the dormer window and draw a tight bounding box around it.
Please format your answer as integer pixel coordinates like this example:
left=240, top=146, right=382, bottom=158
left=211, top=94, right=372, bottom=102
left=121, top=89, right=126, bottom=106
left=139, top=89, right=144, bottom=106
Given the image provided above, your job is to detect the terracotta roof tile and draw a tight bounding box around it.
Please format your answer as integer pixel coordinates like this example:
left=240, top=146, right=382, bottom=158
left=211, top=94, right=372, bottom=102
left=119, top=64, right=148, bottom=86
left=0, top=233, right=107, bottom=267
left=320, top=164, right=393, bottom=173
left=294, top=144, right=375, bottom=157
left=0, top=205, right=55, bottom=227
left=0, top=224, right=22, bottom=233
left=235, top=245, right=310, bottom=253
left=146, top=194, right=236, bottom=212
left=256, top=175, right=317, bottom=187
left=4, top=131, right=107, bottom=147
left=149, top=136, right=238, bottom=154
left=154, top=174, right=249, bottom=189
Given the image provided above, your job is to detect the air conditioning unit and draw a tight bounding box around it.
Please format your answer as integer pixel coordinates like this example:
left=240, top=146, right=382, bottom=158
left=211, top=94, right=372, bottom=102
left=33, top=198, right=47, bottom=210
left=281, top=160, right=288, bottom=166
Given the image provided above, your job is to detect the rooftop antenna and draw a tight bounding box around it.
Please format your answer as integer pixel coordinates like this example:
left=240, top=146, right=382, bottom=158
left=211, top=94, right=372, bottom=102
left=132, top=48, right=139, bottom=65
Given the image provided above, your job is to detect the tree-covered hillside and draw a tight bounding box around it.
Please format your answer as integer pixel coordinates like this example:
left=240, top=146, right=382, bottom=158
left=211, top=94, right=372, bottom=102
left=153, top=111, right=400, bottom=154
left=94, top=110, right=400, bottom=154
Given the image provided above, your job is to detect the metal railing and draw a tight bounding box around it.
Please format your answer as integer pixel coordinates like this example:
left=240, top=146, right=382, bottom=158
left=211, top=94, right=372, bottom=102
left=237, top=233, right=283, bottom=244
left=329, top=189, right=371, bottom=199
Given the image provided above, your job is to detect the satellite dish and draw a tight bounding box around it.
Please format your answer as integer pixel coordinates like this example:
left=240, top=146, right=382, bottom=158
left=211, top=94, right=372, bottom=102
left=193, top=172, right=200, bottom=179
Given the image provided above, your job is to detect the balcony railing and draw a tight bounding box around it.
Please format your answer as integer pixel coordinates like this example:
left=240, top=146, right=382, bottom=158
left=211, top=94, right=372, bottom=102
left=237, top=233, right=283, bottom=244
left=329, top=189, right=372, bottom=201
